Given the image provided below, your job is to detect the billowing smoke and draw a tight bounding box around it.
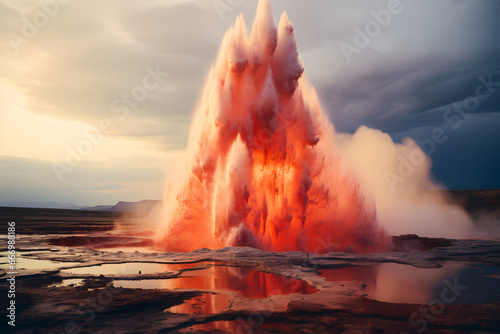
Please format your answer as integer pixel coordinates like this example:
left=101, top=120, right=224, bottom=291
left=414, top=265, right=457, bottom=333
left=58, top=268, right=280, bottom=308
left=156, top=0, right=472, bottom=253
left=336, top=127, right=473, bottom=238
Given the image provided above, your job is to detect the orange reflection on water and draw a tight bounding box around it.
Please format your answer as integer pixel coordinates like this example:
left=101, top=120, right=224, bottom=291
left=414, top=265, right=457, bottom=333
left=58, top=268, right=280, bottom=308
left=181, top=320, right=249, bottom=334
left=167, top=293, right=230, bottom=315
left=166, top=264, right=317, bottom=315
left=167, top=264, right=318, bottom=297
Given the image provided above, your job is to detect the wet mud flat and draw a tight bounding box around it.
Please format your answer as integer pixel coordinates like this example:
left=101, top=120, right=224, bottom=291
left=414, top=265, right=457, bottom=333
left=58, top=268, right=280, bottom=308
left=1, top=207, right=500, bottom=333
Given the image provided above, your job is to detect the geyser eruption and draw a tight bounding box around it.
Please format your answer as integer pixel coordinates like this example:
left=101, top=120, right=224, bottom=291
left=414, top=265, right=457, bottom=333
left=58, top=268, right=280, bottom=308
left=157, top=0, right=390, bottom=253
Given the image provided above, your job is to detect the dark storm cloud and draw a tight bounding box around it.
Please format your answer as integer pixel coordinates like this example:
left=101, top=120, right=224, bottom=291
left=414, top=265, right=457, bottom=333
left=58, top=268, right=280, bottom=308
left=321, top=54, right=500, bottom=133
left=295, top=0, right=500, bottom=190
left=418, top=113, right=500, bottom=190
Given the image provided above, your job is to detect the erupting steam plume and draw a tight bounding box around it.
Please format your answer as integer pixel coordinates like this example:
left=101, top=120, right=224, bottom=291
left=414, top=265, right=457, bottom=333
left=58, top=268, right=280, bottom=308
left=156, top=0, right=391, bottom=253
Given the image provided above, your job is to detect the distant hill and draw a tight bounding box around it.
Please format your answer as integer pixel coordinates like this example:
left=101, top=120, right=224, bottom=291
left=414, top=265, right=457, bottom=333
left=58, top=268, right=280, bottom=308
left=0, top=201, right=83, bottom=210
left=109, top=200, right=162, bottom=212
left=0, top=200, right=162, bottom=212
left=80, top=205, right=115, bottom=211
left=444, top=189, right=500, bottom=221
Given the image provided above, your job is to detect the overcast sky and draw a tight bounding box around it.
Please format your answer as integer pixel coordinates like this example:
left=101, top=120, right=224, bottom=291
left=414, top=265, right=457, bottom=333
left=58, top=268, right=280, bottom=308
left=0, top=0, right=499, bottom=206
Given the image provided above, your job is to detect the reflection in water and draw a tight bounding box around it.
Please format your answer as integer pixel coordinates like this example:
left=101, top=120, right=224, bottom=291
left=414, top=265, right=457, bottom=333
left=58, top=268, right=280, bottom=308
left=57, top=261, right=500, bottom=307
left=0, top=252, right=78, bottom=271
left=162, top=265, right=317, bottom=327
left=373, top=262, right=463, bottom=304
left=57, top=262, right=317, bottom=317
left=319, top=265, right=378, bottom=297
left=59, top=261, right=317, bottom=299
left=181, top=320, right=253, bottom=334
left=436, top=264, right=500, bottom=305
left=320, top=263, right=463, bottom=304
left=320, top=262, right=500, bottom=305
left=171, top=265, right=317, bottom=298
left=56, top=262, right=318, bottom=302
left=60, top=262, right=210, bottom=276
left=167, top=293, right=230, bottom=315
left=112, top=279, right=169, bottom=289
left=184, top=320, right=307, bottom=333
left=97, top=247, right=157, bottom=253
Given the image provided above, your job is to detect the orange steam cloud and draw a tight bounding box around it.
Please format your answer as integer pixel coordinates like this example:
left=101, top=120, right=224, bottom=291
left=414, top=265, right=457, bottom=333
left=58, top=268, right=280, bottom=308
left=156, top=0, right=391, bottom=253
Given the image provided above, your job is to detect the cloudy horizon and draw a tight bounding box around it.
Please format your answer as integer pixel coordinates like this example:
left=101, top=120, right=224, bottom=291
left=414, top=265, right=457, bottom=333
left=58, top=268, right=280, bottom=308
left=1, top=0, right=499, bottom=206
